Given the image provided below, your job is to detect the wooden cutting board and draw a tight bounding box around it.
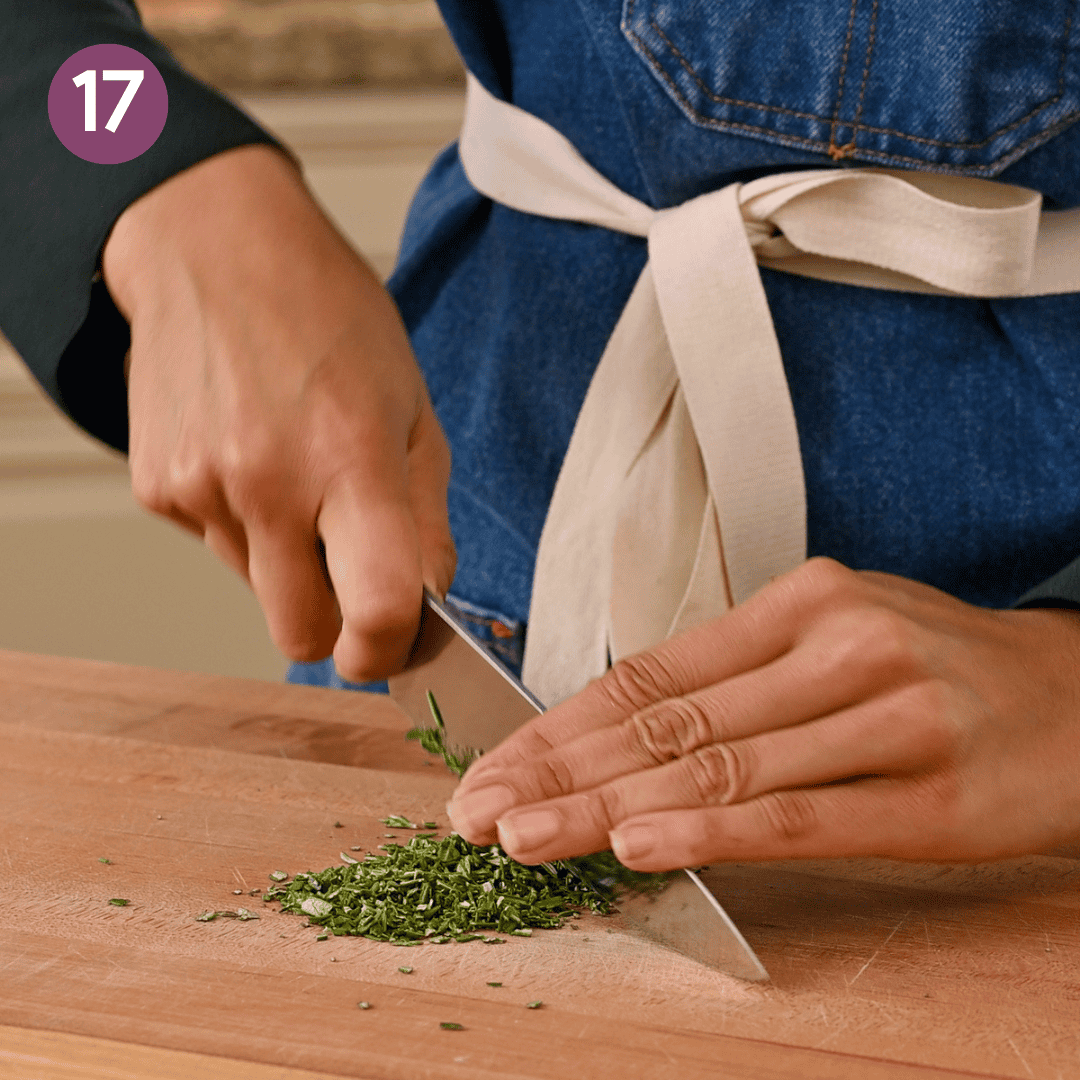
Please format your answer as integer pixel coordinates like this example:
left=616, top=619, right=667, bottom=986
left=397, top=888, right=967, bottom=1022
left=0, top=648, right=1077, bottom=1080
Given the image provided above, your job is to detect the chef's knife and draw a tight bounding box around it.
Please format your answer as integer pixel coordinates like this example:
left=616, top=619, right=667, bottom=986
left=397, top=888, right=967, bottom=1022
left=387, top=590, right=770, bottom=982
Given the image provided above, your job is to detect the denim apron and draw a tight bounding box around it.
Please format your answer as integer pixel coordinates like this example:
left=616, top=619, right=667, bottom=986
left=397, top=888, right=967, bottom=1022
left=290, top=0, right=1080, bottom=690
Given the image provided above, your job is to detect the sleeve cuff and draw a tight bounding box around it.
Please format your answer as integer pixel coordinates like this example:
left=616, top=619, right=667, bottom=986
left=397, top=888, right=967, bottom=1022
left=0, top=0, right=291, bottom=451
left=1013, top=557, right=1080, bottom=610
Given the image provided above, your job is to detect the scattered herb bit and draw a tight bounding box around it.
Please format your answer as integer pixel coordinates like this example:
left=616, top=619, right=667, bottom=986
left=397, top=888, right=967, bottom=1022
left=423, top=822, right=438, bottom=829
left=487, top=982, right=503, bottom=987
left=233, top=889, right=244, bottom=895
left=196, top=908, right=260, bottom=922
left=483, top=937, right=505, bottom=945
left=108, top=898, right=129, bottom=906
left=510, top=928, right=533, bottom=937
left=405, top=691, right=480, bottom=777
left=98, top=857, right=111, bottom=865
left=269, top=871, right=289, bottom=882
left=350, top=846, right=363, bottom=852
left=526, top=1001, right=543, bottom=1010
left=340, top=852, right=359, bottom=865
left=398, top=966, right=414, bottom=974
left=334, top=821, right=345, bottom=828
left=440, top=1022, right=464, bottom=1031
left=315, top=933, right=329, bottom=942
left=357, top=1001, right=372, bottom=1010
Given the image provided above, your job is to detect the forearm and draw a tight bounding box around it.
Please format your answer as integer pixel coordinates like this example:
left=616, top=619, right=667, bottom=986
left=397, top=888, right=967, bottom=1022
left=0, top=0, right=284, bottom=450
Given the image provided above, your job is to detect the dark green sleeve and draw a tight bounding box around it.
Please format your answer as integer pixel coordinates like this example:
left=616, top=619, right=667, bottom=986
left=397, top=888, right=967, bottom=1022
left=1014, top=557, right=1080, bottom=610
left=0, top=0, right=287, bottom=451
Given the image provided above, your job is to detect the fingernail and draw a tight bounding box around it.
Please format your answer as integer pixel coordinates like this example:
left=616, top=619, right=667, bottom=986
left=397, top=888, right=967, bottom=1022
left=497, top=809, right=562, bottom=854
left=610, top=823, right=660, bottom=864
left=448, top=784, right=517, bottom=835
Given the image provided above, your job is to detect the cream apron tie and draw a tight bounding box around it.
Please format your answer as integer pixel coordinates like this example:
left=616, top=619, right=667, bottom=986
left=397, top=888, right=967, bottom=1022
left=457, top=72, right=1080, bottom=706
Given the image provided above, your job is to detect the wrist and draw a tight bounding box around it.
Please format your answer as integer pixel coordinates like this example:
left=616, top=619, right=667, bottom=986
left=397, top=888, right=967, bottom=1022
left=101, top=143, right=308, bottom=322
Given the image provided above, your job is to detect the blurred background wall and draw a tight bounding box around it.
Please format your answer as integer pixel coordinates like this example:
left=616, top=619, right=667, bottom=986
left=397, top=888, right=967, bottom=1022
left=0, top=0, right=464, bottom=680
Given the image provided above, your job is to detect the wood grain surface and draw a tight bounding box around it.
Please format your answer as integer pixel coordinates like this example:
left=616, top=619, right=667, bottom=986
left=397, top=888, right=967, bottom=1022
left=0, top=649, right=1077, bottom=1079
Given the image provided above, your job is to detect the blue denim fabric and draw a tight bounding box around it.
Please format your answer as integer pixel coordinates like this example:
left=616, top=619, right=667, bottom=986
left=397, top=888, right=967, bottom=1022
left=289, top=0, right=1080, bottom=690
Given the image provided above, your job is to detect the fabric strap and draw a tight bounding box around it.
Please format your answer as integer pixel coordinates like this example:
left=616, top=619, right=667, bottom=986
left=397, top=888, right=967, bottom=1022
left=457, top=71, right=1080, bottom=706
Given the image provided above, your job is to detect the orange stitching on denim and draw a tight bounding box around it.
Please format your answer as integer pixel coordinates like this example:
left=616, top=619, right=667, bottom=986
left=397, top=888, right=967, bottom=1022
left=645, top=17, right=826, bottom=123
left=625, top=0, right=1077, bottom=153
left=853, top=0, right=879, bottom=129
left=829, top=0, right=862, bottom=156
left=644, top=21, right=1067, bottom=149
left=620, top=34, right=1080, bottom=176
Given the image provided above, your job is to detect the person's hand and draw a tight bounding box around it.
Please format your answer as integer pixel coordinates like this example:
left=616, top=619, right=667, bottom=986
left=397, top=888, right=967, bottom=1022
left=103, top=144, right=454, bottom=679
left=448, top=558, right=1080, bottom=868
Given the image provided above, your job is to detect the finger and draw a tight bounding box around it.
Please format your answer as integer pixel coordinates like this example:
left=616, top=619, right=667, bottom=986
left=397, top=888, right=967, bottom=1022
left=460, top=558, right=863, bottom=787
left=489, top=681, right=953, bottom=862
left=203, top=520, right=250, bottom=581
left=605, top=768, right=967, bottom=869
left=451, top=600, right=922, bottom=840
left=246, top=517, right=342, bottom=662
left=450, top=649, right=836, bottom=843
left=320, top=470, right=424, bottom=681
left=406, top=393, right=456, bottom=598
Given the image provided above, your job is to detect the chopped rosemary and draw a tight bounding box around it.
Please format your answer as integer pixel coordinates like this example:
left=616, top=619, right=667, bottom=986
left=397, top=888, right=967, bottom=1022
left=264, top=831, right=668, bottom=945
left=487, top=982, right=502, bottom=987
left=440, top=1022, right=464, bottom=1031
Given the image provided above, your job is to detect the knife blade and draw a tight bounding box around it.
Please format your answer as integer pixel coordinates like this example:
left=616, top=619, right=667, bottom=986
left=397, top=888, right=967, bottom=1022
left=387, top=589, right=769, bottom=982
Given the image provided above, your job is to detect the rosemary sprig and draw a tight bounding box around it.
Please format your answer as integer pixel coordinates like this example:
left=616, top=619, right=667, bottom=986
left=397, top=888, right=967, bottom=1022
left=405, top=691, right=480, bottom=777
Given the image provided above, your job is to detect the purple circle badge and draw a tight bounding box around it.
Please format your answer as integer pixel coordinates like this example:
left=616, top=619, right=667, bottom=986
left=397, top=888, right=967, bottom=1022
left=49, top=44, right=168, bottom=164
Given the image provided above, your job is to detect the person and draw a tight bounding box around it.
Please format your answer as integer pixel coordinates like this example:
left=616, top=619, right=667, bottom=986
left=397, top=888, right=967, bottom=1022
left=3, top=1, right=1080, bottom=871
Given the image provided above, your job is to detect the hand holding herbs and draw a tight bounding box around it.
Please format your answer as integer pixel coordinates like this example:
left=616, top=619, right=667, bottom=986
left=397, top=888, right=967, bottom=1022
left=449, top=560, right=1080, bottom=869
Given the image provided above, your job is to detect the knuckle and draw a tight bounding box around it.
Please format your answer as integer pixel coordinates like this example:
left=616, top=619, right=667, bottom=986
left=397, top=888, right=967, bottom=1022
left=896, top=772, right=963, bottom=847
left=629, top=696, right=714, bottom=766
left=901, top=678, right=966, bottom=758
left=166, top=455, right=217, bottom=512
left=218, top=438, right=282, bottom=511
left=683, top=742, right=756, bottom=806
left=855, top=608, right=923, bottom=676
left=535, top=755, right=577, bottom=801
left=129, top=468, right=170, bottom=515
left=602, top=652, right=684, bottom=716
left=756, top=790, right=819, bottom=844
left=592, top=784, right=629, bottom=829
left=792, top=556, right=856, bottom=603
left=347, top=592, right=418, bottom=646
